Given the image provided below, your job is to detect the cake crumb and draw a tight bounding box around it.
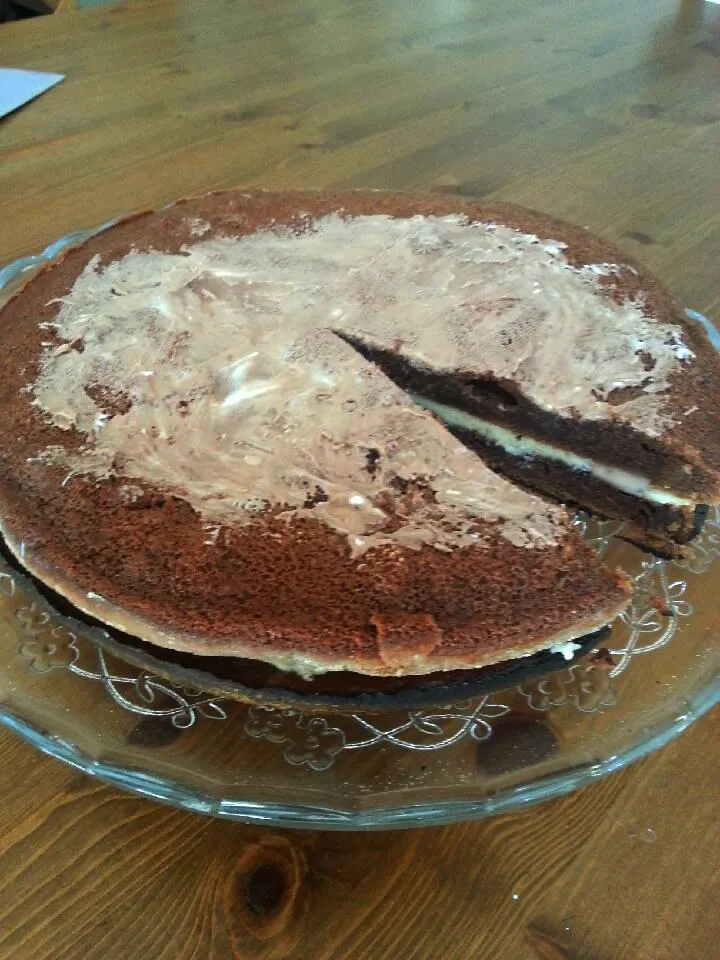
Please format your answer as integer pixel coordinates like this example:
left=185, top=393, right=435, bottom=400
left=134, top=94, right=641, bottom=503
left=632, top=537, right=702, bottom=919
left=651, top=595, right=675, bottom=617
left=587, top=647, right=616, bottom=670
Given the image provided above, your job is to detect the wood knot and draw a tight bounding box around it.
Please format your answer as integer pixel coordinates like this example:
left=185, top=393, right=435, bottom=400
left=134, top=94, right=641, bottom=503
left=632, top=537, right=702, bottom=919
left=245, top=864, right=286, bottom=916
left=223, top=835, right=308, bottom=952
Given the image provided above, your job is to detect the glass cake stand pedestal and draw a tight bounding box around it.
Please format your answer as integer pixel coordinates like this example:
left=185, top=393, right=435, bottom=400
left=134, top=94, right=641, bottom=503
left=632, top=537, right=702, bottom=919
left=1, top=513, right=718, bottom=830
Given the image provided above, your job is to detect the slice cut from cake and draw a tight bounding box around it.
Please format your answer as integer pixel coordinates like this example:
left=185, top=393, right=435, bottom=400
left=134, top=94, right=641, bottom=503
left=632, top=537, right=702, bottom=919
left=2, top=188, right=714, bottom=677
left=335, top=328, right=715, bottom=558
left=326, top=206, right=720, bottom=557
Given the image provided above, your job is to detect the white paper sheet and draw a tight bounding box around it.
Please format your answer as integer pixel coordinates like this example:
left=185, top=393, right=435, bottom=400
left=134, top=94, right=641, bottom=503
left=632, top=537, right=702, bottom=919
left=0, top=67, right=64, bottom=120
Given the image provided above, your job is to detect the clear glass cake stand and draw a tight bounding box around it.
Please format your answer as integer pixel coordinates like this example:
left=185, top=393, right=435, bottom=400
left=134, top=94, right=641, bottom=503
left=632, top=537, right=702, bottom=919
left=0, top=232, right=718, bottom=831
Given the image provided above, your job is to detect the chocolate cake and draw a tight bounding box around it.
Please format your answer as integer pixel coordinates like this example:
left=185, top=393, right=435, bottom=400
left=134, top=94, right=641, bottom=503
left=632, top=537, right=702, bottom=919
left=1, top=189, right=716, bottom=681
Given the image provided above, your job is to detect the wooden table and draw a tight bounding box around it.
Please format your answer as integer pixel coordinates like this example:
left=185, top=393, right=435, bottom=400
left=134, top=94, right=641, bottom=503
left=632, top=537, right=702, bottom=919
left=1, top=1, right=719, bottom=957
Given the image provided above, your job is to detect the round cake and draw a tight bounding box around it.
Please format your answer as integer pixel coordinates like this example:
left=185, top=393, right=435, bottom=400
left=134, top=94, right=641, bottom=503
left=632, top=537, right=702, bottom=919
left=1, top=190, right=718, bottom=681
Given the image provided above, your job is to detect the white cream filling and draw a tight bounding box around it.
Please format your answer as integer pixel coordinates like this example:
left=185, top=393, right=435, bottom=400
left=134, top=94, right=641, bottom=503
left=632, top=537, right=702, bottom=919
left=412, top=396, right=696, bottom=508
left=256, top=638, right=587, bottom=678
left=548, top=640, right=583, bottom=661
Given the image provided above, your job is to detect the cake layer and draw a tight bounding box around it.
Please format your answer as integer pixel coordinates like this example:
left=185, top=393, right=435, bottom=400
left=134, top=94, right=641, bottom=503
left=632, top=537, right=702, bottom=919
left=0, top=490, right=630, bottom=676
left=0, top=536, right=609, bottom=711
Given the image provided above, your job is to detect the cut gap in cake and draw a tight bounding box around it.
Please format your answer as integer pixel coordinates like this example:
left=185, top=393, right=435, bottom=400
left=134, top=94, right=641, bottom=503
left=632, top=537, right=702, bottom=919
left=333, top=329, right=715, bottom=558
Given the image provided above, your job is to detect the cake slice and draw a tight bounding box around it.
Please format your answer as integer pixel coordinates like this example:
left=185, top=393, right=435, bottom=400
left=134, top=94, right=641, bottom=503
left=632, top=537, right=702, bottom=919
left=0, top=189, right=640, bottom=678
left=335, top=329, right=714, bottom=558
left=328, top=204, right=720, bottom=557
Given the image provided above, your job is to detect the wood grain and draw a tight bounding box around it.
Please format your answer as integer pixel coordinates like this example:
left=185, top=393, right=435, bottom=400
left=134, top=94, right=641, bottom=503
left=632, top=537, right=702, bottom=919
left=0, top=1, right=719, bottom=958
left=0, top=709, right=718, bottom=960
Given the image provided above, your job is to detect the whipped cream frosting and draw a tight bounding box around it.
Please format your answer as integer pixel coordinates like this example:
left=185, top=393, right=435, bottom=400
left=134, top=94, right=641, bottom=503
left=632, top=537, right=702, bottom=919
left=30, top=212, right=691, bottom=552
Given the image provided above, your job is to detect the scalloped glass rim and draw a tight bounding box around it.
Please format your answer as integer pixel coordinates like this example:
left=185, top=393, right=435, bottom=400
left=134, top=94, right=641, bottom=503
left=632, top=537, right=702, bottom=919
left=1, top=675, right=718, bottom=830
left=0, top=219, right=119, bottom=293
left=1, top=220, right=719, bottom=831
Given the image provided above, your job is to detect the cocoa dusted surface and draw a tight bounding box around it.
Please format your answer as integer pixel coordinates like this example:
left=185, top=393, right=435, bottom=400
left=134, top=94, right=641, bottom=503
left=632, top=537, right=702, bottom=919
left=0, top=534, right=609, bottom=711
left=3, top=188, right=711, bottom=674
left=0, top=474, right=626, bottom=674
